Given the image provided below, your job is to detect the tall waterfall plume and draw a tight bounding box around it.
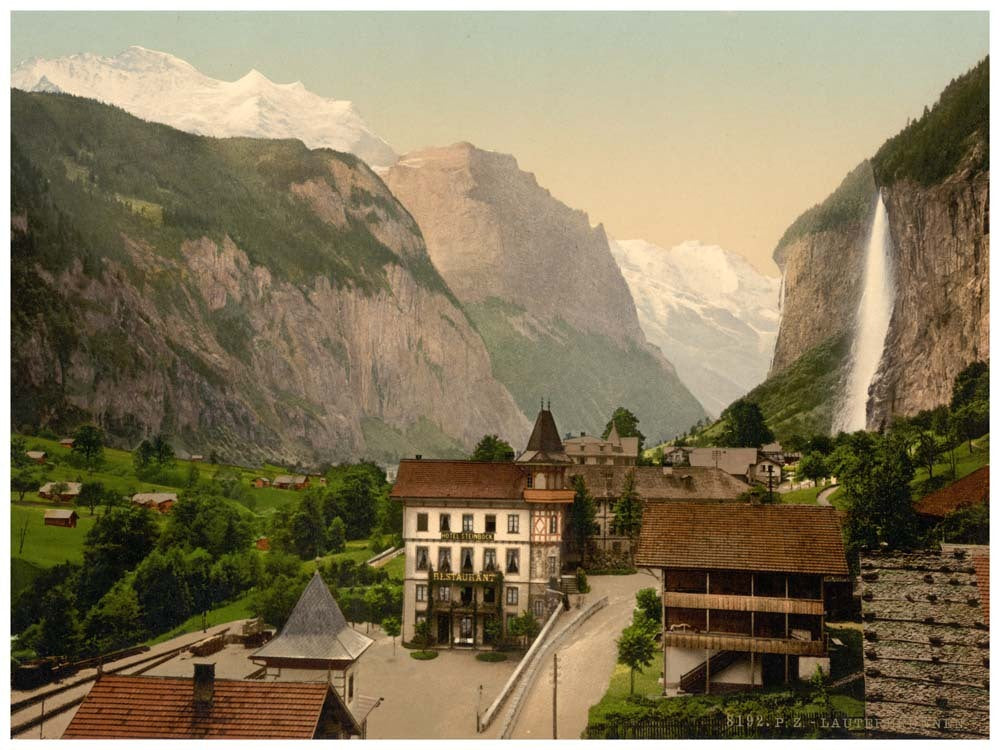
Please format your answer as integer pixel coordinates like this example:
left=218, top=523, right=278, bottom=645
left=835, top=192, right=896, bottom=432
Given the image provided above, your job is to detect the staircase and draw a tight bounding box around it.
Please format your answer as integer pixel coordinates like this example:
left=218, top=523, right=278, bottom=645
left=679, top=650, right=741, bottom=694
left=560, top=575, right=581, bottom=595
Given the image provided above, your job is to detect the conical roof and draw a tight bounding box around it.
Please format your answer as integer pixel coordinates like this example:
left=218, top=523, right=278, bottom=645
left=252, top=571, right=373, bottom=664
left=517, top=407, right=571, bottom=463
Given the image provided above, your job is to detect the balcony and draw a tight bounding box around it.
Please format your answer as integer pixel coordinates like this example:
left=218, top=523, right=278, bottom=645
left=663, top=591, right=824, bottom=616
left=662, top=630, right=827, bottom=656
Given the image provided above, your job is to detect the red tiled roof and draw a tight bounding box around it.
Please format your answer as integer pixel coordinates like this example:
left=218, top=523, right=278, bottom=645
left=390, top=460, right=527, bottom=500
left=973, top=551, right=989, bottom=625
left=636, top=502, right=849, bottom=576
left=914, top=466, right=989, bottom=518
left=63, top=675, right=330, bottom=739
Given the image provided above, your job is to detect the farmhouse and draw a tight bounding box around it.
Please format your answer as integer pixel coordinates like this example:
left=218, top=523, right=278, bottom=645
left=273, top=474, right=309, bottom=490
left=131, top=492, right=178, bottom=513
left=44, top=509, right=79, bottom=528
left=26, top=450, right=47, bottom=464
left=636, top=502, right=849, bottom=694
left=859, top=545, right=989, bottom=738
left=563, top=425, right=640, bottom=466
left=251, top=477, right=271, bottom=488
left=393, top=407, right=575, bottom=648
left=251, top=571, right=378, bottom=734
left=38, top=481, right=82, bottom=501
left=62, top=665, right=361, bottom=739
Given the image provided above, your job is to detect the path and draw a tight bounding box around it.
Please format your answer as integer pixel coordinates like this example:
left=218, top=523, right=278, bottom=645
left=509, top=571, right=653, bottom=740
left=817, top=484, right=839, bottom=506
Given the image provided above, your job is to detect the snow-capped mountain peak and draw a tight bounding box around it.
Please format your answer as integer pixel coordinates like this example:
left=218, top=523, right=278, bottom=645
left=11, top=46, right=398, bottom=168
left=609, top=238, right=780, bottom=417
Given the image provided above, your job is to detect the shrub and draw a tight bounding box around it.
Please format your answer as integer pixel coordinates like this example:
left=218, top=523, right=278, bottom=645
left=476, top=651, right=507, bottom=662
left=410, top=650, right=439, bottom=660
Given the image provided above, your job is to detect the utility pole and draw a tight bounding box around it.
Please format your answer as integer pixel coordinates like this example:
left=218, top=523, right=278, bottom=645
left=476, top=684, right=483, bottom=733
left=767, top=464, right=775, bottom=503
left=552, top=652, right=558, bottom=739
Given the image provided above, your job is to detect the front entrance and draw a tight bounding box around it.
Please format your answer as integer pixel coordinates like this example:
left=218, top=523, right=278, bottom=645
left=436, top=613, right=451, bottom=645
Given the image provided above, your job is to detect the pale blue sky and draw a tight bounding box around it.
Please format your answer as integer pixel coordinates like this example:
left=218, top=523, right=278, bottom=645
left=11, top=11, right=990, bottom=273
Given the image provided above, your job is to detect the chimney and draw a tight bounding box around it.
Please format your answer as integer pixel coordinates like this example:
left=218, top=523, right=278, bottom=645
left=415, top=454, right=422, bottom=460
left=193, top=663, right=215, bottom=710
left=581, top=431, right=586, bottom=437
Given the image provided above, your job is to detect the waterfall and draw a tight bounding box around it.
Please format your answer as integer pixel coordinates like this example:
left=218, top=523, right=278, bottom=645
left=835, top=192, right=896, bottom=433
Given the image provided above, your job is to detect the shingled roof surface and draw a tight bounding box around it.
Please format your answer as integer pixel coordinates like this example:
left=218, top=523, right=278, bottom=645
left=635, top=502, right=848, bottom=575
left=859, top=549, right=989, bottom=739
left=567, top=465, right=748, bottom=501
left=62, top=675, right=330, bottom=739
left=390, top=459, right=527, bottom=500
left=252, top=571, right=373, bottom=664
left=913, top=466, right=989, bottom=517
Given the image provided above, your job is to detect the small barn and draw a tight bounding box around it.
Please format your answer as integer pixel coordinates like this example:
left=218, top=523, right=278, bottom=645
left=26, top=450, right=47, bottom=464
left=59, top=438, right=75, bottom=448
left=190, top=454, right=204, bottom=463
left=256, top=537, right=270, bottom=551
left=131, top=492, right=178, bottom=513
left=272, top=475, right=309, bottom=490
left=251, top=477, right=271, bottom=488
left=38, top=481, right=82, bottom=501
left=44, top=509, right=79, bottom=528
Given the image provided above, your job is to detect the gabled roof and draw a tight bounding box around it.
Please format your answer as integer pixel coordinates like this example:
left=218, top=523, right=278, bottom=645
left=252, top=571, right=373, bottom=665
left=44, top=509, right=78, bottom=520
left=914, top=466, right=989, bottom=518
left=273, top=474, right=308, bottom=484
left=687, top=447, right=759, bottom=477
left=567, top=465, right=747, bottom=501
left=62, top=674, right=346, bottom=739
left=859, top=548, right=989, bottom=738
left=391, top=459, right=527, bottom=500
left=132, top=492, right=177, bottom=505
left=38, top=481, right=82, bottom=495
left=636, top=502, right=849, bottom=575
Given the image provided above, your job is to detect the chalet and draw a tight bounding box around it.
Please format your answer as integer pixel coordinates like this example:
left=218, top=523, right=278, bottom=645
left=38, top=481, right=82, bottom=501
left=26, top=450, right=47, bottom=464
left=563, top=425, right=640, bottom=466
left=62, top=664, right=362, bottom=739
left=565, top=465, right=748, bottom=555
left=251, top=571, right=378, bottom=734
left=687, top=447, right=759, bottom=482
left=393, top=407, right=574, bottom=648
left=636, top=502, right=849, bottom=694
left=273, top=475, right=309, bottom=490
left=752, top=457, right=783, bottom=486
left=914, top=466, right=989, bottom=519
left=665, top=447, right=692, bottom=466
left=251, top=477, right=271, bottom=488
left=131, top=492, right=177, bottom=513
left=44, top=509, right=79, bottom=528
left=190, top=454, right=204, bottom=463
left=59, top=437, right=75, bottom=448
left=859, top=546, right=989, bottom=738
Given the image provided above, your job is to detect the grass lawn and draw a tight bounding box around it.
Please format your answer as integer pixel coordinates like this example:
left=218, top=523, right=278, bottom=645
left=306, top=540, right=376, bottom=572
left=382, top=553, right=405, bottom=581
left=778, top=483, right=834, bottom=505
left=588, top=660, right=665, bottom=724
left=11, top=503, right=98, bottom=568
left=145, top=592, right=257, bottom=646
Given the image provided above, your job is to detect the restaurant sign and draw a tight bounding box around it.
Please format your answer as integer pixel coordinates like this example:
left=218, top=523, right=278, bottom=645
left=433, top=572, right=499, bottom=583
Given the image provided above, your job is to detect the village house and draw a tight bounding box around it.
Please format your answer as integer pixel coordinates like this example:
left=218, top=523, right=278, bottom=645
left=564, top=465, right=748, bottom=556
left=25, top=450, right=47, bottom=464
left=392, top=407, right=575, bottom=648
left=62, top=664, right=362, bottom=739
left=562, top=425, right=640, bottom=466
left=688, top=447, right=783, bottom=485
left=44, top=509, right=79, bottom=528
left=859, top=545, right=989, bottom=738
left=273, top=474, right=310, bottom=490
left=665, top=447, right=692, bottom=466
left=131, top=492, right=178, bottom=513
left=251, top=571, right=379, bottom=735
left=636, top=502, right=849, bottom=694
left=251, top=477, right=271, bottom=488
left=38, top=481, right=82, bottom=501
left=190, top=454, right=204, bottom=462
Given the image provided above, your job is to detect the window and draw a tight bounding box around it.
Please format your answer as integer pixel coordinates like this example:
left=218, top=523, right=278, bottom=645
left=506, top=549, right=520, bottom=574
left=438, top=585, right=451, bottom=602
left=461, top=547, right=474, bottom=574
left=483, top=548, right=497, bottom=572
left=460, top=615, right=474, bottom=639
left=507, top=514, right=520, bottom=534
left=461, top=586, right=474, bottom=605
left=462, top=514, right=474, bottom=532
left=416, top=513, right=428, bottom=532
left=547, top=556, right=557, bottom=577
left=348, top=674, right=354, bottom=702
left=533, top=599, right=546, bottom=617
left=415, top=546, right=429, bottom=571
left=548, top=516, right=558, bottom=534
left=485, top=514, right=497, bottom=533
left=526, top=474, right=533, bottom=488
left=438, top=547, right=452, bottom=573
left=484, top=586, right=496, bottom=604
left=416, top=584, right=428, bottom=602
left=439, top=514, right=451, bottom=532
left=506, top=586, right=519, bottom=605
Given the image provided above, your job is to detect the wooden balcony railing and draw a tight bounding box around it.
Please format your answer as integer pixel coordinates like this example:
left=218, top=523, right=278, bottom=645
left=663, top=591, right=824, bottom=615
left=662, top=630, right=827, bottom=656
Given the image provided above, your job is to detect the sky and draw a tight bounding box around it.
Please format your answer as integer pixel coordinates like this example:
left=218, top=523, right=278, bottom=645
left=10, top=11, right=990, bottom=275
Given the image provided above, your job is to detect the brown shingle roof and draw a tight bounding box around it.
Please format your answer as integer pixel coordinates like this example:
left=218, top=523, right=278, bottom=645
left=63, top=674, right=332, bottom=739
left=635, top=502, right=849, bottom=575
left=525, top=408, right=564, bottom=453
left=914, top=466, right=989, bottom=518
left=391, top=459, right=527, bottom=500
left=567, top=465, right=748, bottom=501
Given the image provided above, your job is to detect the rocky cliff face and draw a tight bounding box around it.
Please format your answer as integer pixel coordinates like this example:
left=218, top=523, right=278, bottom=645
left=11, top=92, right=529, bottom=466
left=770, top=59, right=989, bottom=432
left=385, top=143, right=707, bottom=439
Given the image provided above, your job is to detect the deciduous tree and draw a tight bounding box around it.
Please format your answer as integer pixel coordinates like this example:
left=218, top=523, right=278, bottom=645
left=72, top=425, right=105, bottom=473
left=617, top=622, right=656, bottom=694
left=471, top=434, right=514, bottom=462
left=603, top=407, right=646, bottom=452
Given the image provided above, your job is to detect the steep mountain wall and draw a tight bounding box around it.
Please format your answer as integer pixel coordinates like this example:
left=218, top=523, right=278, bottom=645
left=769, top=59, right=989, bottom=433
left=11, top=91, right=529, bottom=466
left=385, top=143, right=707, bottom=439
